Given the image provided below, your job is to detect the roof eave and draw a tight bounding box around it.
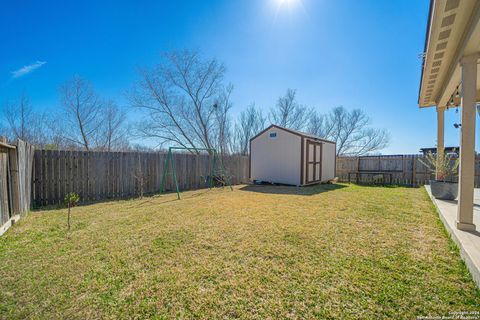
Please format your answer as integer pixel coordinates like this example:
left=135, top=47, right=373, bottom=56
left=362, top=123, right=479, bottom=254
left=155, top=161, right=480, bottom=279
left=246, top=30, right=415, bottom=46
left=418, top=0, right=436, bottom=106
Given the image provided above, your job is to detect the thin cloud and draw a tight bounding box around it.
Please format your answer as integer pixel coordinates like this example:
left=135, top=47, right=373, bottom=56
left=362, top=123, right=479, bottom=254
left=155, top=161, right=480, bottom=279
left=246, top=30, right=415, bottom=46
left=11, top=61, right=47, bottom=78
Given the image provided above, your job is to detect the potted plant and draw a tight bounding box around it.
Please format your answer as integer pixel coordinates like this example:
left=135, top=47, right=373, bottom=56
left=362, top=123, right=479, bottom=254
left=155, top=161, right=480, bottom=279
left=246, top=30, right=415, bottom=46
left=419, top=148, right=459, bottom=200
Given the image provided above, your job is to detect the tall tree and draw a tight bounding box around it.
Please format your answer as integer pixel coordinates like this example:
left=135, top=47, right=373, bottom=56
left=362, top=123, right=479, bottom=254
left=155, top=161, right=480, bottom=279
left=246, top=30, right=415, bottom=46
left=233, top=103, right=266, bottom=155
left=269, top=89, right=310, bottom=130
left=59, top=76, right=103, bottom=150
left=96, top=101, right=129, bottom=151
left=213, top=84, right=233, bottom=156
left=307, top=106, right=390, bottom=156
left=58, top=76, right=129, bottom=151
left=306, top=111, right=328, bottom=139
left=2, top=91, right=49, bottom=145
left=131, top=49, right=231, bottom=153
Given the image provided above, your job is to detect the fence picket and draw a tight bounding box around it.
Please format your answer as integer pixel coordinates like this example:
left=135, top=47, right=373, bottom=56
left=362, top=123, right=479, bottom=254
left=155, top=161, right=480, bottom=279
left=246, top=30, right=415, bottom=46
left=336, top=155, right=467, bottom=186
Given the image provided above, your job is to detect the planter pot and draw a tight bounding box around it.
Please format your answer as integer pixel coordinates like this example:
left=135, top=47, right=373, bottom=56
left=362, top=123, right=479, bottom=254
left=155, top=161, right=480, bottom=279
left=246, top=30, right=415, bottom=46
left=429, top=180, right=458, bottom=200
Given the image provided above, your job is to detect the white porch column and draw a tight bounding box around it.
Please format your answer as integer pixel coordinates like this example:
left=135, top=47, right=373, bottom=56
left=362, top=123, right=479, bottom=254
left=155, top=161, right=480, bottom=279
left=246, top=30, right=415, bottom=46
left=436, top=107, right=445, bottom=180
left=457, top=53, right=479, bottom=231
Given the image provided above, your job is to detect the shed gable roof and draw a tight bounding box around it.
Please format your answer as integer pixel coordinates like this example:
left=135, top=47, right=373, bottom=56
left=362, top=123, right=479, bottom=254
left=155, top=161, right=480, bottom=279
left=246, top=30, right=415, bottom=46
left=250, top=124, right=336, bottom=144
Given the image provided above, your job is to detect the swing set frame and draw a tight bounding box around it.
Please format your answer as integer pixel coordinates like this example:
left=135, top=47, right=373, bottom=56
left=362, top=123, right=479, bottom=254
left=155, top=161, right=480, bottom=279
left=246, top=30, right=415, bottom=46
left=160, top=147, right=233, bottom=199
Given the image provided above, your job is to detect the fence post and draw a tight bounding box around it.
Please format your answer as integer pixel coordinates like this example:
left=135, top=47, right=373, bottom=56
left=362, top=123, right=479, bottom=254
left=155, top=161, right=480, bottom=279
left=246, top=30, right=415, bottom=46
left=412, top=156, right=417, bottom=187
left=7, top=148, right=20, bottom=215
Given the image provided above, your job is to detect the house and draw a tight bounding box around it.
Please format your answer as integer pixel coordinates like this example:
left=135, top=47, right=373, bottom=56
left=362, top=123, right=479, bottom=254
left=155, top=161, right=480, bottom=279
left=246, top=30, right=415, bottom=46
left=420, top=146, right=459, bottom=155
left=418, top=0, right=480, bottom=231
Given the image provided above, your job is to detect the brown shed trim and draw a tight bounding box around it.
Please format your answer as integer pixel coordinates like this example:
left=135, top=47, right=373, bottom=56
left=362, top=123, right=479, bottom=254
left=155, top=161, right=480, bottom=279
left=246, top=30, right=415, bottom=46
left=334, top=145, right=337, bottom=179
left=318, top=143, right=323, bottom=181
left=305, top=139, right=323, bottom=184
left=300, top=136, right=304, bottom=185
left=248, top=142, right=251, bottom=179
left=306, top=140, right=309, bottom=184
left=314, top=143, right=316, bottom=182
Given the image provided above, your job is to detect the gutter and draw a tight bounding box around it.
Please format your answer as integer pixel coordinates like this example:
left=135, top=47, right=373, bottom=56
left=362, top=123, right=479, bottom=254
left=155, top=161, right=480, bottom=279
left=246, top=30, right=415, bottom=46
left=418, top=0, right=435, bottom=106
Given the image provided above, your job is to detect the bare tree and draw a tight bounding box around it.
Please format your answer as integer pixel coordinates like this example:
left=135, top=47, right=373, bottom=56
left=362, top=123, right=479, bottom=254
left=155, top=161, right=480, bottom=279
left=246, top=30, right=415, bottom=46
left=95, top=101, right=129, bottom=151
left=233, top=103, right=266, bottom=155
left=57, top=76, right=129, bottom=151
left=269, top=89, right=310, bottom=130
left=129, top=144, right=155, bottom=152
left=2, top=92, right=49, bottom=145
left=306, top=111, right=329, bottom=138
left=213, top=85, right=233, bottom=156
left=307, top=106, right=390, bottom=156
left=131, top=49, right=230, bottom=153
left=43, top=115, right=72, bottom=150
left=58, top=76, right=103, bottom=150
left=3, top=92, right=31, bottom=141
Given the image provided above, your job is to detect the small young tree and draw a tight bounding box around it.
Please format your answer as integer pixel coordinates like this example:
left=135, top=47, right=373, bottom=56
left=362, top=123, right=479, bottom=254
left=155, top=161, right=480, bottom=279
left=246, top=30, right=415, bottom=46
left=64, top=192, right=80, bottom=231
left=133, top=168, right=145, bottom=199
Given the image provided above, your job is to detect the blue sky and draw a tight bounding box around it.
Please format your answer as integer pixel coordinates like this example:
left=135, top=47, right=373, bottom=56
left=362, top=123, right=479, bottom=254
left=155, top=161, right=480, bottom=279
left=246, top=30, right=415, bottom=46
left=0, top=0, right=471, bottom=154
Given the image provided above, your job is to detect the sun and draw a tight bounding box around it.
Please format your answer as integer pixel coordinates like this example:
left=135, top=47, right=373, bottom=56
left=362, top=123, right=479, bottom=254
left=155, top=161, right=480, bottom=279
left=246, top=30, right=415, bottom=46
left=274, top=0, right=301, bottom=10
left=270, top=0, right=306, bottom=21
left=277, top=0, right=296, bottom=5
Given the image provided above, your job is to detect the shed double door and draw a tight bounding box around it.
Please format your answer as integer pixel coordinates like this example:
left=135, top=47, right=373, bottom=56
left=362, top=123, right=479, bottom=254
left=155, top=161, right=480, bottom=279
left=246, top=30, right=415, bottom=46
left=306, top=141, right=322, bottom=184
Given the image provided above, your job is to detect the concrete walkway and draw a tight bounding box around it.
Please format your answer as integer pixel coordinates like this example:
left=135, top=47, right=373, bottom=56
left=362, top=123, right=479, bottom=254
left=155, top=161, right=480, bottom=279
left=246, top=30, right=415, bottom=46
left=425, top=186, right=480, bottom=288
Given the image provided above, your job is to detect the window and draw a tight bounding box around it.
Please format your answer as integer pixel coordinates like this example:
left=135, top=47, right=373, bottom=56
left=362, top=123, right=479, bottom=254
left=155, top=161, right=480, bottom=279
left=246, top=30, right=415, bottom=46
left=269, top=132, right=277, bottom=139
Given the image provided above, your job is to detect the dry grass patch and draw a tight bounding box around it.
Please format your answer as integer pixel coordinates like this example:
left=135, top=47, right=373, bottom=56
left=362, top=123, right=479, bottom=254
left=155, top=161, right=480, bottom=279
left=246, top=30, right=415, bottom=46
left=0, top=184, right=479, bottom=319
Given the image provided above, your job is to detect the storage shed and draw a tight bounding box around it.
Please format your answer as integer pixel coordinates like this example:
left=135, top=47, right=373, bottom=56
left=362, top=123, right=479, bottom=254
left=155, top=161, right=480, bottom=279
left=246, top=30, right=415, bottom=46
left=249, top=125, right=336, bottom=186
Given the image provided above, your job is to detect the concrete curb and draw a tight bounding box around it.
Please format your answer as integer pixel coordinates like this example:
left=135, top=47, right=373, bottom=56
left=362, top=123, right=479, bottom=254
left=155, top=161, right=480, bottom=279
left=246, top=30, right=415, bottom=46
left=425, top=186, right=480, bottom=288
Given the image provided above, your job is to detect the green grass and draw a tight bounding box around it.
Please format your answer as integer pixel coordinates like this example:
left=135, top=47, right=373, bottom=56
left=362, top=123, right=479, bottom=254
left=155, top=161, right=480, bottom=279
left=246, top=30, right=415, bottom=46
left=1, top=184, right=479, bottom=319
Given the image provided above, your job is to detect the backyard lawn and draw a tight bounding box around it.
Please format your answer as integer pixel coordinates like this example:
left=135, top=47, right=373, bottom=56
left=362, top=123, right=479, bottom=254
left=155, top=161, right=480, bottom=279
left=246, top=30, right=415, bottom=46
left=1, top=184, right=479, bottom=319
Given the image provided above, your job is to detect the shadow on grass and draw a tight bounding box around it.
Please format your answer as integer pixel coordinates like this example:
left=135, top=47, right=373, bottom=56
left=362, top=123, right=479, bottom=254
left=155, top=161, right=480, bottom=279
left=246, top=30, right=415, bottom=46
left=32, top=187, right=229, bottom=212
left=239, top=183, right=347, bottom=196
left=33, top=192, right=162, bottom=212
left=346, top=183, right=416, bottom=189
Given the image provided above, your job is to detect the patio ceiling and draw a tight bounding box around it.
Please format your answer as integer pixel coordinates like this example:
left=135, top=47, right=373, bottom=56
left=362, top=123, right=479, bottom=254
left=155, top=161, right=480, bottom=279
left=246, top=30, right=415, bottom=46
left=418, top=0, right=480, bottom=108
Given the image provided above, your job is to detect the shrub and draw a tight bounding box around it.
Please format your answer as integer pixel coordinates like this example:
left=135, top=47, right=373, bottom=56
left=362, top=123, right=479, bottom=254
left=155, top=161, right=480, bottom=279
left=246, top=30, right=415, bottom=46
left=419, top=147, right=459, bottom=181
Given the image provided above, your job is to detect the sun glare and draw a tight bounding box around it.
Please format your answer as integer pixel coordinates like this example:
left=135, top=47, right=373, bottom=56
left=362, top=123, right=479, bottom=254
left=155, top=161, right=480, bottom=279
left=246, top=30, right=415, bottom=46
left=276, top=0, right=297, bottom=7
left=273, top=0, right=303, bottom=13
left=271, top=0, right=307, bottom=22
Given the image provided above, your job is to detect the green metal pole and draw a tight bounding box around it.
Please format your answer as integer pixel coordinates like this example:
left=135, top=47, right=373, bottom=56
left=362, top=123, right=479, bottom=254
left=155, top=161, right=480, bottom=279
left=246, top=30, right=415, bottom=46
left=160, top=149, right=171, bottom=194
left=171, top=152, right=181, bottom=200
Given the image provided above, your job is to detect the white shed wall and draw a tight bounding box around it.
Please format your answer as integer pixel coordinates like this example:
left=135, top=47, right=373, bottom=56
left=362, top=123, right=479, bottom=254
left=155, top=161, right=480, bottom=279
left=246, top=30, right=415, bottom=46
left=250, top=128, right=301, bottom=186
left=321, top=142, right=336, bottom=181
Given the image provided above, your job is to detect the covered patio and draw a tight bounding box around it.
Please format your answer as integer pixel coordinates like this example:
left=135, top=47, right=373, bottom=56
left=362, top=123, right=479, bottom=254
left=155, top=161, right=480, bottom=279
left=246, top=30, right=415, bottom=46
left=419, top=0, right=480, bottom=287
left=419, top=0, right=480, bottom=231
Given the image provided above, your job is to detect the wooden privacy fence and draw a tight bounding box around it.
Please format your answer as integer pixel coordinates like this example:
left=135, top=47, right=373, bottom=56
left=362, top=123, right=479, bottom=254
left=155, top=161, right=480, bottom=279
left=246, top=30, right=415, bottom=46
left=335, top=155, right=469, bottom=186
left=0, top=139, right=35, bottom=235
left=33, top=150, right=249, bottom=207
